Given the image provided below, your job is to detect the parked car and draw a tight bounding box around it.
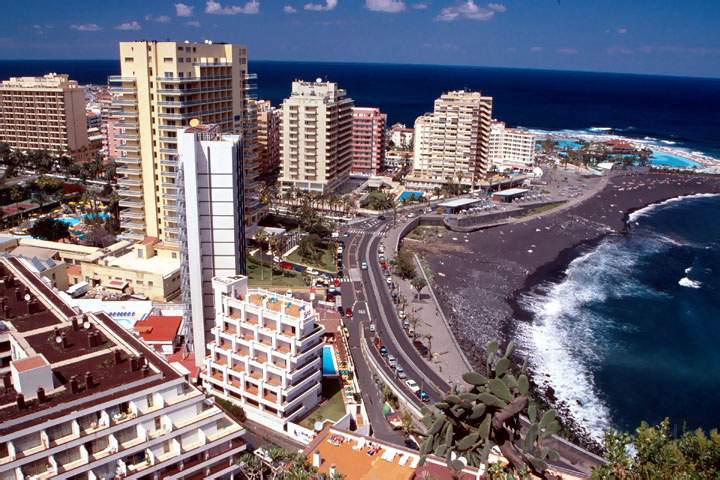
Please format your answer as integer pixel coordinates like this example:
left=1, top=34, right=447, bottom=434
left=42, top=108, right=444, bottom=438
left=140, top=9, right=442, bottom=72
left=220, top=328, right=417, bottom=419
left=403, top=320, right=410, bottom=329
left=407, top=327, right=414, bottom=337
left=418, top=390, right=430, bottom=403
left=305, top=267, right=319, bottom=276
left=397, top=369, right=407, bottom=380
left=272, top=256, right=281, bottom=263
left=361, top=261, right=368, bottom=270
left=378, top=214, right=386, bottom=220
left=286, top=289, right=293, bottom=298
left=405, top=379, right=420, bottom=393
left=346, top=307, right=353, bottom=317
left=386, top=277, right=392, bottom=285
left=379, top=346, right=388, bottom=356
left=398, top=310, right=407, bottom=320
left=413, top=340, right=429, bottom=357
left=387, top=355, right=397, bottom=367
left=338, top=306, right=345, bottom=316
left=369, top=323, right=376, bottom=333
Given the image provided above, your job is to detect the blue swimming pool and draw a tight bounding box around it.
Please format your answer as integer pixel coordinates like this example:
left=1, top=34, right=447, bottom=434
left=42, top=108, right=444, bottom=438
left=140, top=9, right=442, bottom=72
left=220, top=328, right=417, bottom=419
left=322, top=345, right=339, bottom=376
left=399, top=191, right=424, bottom=202
left=58, top=212, right=111, bottom=227
left=650, top=151, right=700, bottom=168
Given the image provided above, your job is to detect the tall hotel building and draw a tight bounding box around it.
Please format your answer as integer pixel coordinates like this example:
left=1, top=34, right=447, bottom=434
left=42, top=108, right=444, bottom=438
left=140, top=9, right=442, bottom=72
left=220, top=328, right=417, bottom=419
left=203, top=276, right=325, bottom=434
left=109, top=40, right=260, bottom=244
left=488, top=120, right=536, bottom=171
left=279, top=80, right=354, bottom=194
left=177, top=124, right=246, bottom=363
left=254, top=99, right=281, bottom=180
left=350, top=107, right=386, bottom=175
left=0, top=256, right=247, bottom=480
left=412, top=90, right=493, bottom=184
left=0, top=73, right=90, bottom=160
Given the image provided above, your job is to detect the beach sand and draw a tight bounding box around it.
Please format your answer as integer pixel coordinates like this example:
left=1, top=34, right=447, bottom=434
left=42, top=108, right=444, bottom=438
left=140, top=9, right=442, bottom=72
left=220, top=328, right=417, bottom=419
left=408, top=170, right=720, bottom=446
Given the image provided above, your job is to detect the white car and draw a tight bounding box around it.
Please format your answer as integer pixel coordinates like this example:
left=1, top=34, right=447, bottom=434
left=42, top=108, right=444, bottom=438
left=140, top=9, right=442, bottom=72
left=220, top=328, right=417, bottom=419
left=405, top=379, right=420, bottom=393
left=386, top=277, right=392, bottom=285
left=273, top=256, right=281, bottom=263
left=337, top=247, right=344, bottom=254
left=387, top=355, right=397, bottom=366
left=286, top=289, right=293, bottom=298
left=306, top=268, right=319, bottom=276
left=398, top=310, right=407, bottom=320
left=407, top=213, right=414, bottom=218
left=361, top=261, right=368, bottom=270
left=369, top=324, right=376, bottom=333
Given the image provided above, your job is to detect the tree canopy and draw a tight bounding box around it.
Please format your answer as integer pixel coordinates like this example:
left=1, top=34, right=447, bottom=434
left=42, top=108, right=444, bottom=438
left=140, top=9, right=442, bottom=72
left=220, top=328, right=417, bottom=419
left=28, top=217, right=70, bottom=241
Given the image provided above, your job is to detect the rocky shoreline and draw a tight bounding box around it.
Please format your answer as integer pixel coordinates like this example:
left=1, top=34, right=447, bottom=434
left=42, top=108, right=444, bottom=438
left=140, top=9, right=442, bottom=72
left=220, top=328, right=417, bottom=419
left=410, top=170, right=720, bottom=452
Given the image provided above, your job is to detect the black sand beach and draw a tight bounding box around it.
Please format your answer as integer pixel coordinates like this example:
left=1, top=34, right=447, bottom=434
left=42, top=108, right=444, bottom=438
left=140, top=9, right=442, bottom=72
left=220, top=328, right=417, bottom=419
left=408, top=170, right=720, bottom=446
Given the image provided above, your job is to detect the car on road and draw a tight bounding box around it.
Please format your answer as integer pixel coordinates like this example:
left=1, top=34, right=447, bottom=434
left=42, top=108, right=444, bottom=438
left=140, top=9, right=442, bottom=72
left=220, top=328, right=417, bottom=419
left=379, top=346, right=388, bottom=356
left=378, top=254, right=385, bottom=262
left=407, top=327, right=414, bottom=337
left=273, top=256, right=281, bottom=263
left=305, top=268, right=319, bottom=276
left=337, top=246, right=343, bottom=254
left=369, top=323, right=375, bottom=333
left=405, top=379, right=420, bottom=393
left=343, top=232, right=350, bottom=237
left=386, top=277, right=392, bottom=285
left=403, top=320, right=410, bottom=330
left=334, top=278, right=342, bottom=287
left=286, top=289, right=293, bottom=298
left=337, top=306, right=345, bottom=316
left=331, top=232, right=339, bottom=238
left=361, top=261, right=368, bottom=270
left=398, top=310, right=407, bottom=320
left=387, top=355, right=397, bottom=367
left=378, top=214, right=386, bottom=220
left=346, top=307, right=353, bottom=317
left=396, top=365, right=407, bottom=379
left=418, top=390, right=430, bottom=403
left=407, top=213, right=415, bottom=218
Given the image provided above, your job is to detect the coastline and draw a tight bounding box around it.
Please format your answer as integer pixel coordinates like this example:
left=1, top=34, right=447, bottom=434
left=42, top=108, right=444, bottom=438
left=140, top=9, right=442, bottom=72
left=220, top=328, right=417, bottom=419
left=409, top=170, right=720, bottom=449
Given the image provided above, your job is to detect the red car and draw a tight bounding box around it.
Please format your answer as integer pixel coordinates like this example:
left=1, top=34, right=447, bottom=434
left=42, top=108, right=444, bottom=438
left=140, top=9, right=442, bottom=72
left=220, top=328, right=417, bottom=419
left=346, top=307, right=353, bottom=317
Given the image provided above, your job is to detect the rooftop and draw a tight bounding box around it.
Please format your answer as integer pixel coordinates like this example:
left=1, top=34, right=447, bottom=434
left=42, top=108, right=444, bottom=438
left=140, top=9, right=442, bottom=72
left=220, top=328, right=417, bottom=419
left=107, top=249, right=180, bottom=276
left=0, top=257, right=182, bottom=436
left=437, top=198, right=484, bottom=208
left=492, top=188, right=529, bottom=196
left=134, top=315, right=182, bottom=343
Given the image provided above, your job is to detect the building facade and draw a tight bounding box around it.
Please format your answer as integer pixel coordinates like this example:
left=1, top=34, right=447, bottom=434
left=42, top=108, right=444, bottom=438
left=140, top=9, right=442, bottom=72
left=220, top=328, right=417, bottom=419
left=110, top=40, right=258, bottom=244
left=489, top=121, right=536, bottom=171
left=411, top=90, right=493, bottom=185
left=254, top=99, right=281, bottom=181
left=203, top=276, right=325, bottom=434
left=0, top=73, right=90, bottom=160
left=0, top=256, right=246, bottom=480
left=279, top=80, right=354, bottom=194
left=178, top=125, right=246, bottom=363
left=389, top=122, right=414, bottom=149
left=350, top=107, right=386, bottom=175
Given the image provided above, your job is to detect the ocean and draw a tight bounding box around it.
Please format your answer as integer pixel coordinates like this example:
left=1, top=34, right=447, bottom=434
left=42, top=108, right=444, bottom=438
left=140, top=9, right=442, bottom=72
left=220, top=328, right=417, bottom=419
left=518, top=194, right=720, bottom=440
left=1, top=59, right=719, bottom=156
left=3, top=59, right=720, bottom=436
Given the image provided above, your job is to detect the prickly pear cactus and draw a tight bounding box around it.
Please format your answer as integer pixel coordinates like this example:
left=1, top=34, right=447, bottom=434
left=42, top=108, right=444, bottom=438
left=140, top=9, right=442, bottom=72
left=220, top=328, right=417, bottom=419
left=418, top=340, right=561, bottom=479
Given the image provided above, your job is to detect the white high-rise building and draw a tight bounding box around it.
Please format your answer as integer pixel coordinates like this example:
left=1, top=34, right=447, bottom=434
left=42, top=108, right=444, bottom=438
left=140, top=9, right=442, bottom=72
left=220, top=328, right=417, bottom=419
left=489, top=120, right=536, bottom=171
left=178, top=124, right=246, bottom=365
left=411, top=90, right=493, bottom=185
left=0, top=256, right=247, bottom=480
left=203, top=276, right=325, bottom=434
left=279, top=79, right=354, bottom=193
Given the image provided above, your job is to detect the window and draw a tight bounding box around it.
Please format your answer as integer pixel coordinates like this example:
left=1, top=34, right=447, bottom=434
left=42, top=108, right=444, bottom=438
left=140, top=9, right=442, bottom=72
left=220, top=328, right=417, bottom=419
left=148, top=281, right=154, bottom=287
left=137, top=249, right=144, bottom=259
left=124, top=57, right=134, bottom=62
left=147, top=394, right=154, bottom=408
left=171, top=252, right=177, bottom=259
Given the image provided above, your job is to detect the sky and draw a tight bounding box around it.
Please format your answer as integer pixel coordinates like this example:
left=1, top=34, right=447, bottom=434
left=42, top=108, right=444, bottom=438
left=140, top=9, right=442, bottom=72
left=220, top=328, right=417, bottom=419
left=1, top=0, right=719, bottom=78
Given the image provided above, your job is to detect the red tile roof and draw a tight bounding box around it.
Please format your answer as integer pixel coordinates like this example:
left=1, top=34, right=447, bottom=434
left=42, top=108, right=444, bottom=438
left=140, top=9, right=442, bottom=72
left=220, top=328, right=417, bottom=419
left=12, top=355, right=48, bottom=372
left=134, top=315, right=182, bottom=343
left=167, top=350, right=200, bottom=379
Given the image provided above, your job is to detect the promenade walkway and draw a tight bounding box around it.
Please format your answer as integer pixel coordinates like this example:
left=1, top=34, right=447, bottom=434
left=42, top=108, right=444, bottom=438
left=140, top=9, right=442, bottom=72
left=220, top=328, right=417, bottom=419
left=382, top=219, right=473, bottom=390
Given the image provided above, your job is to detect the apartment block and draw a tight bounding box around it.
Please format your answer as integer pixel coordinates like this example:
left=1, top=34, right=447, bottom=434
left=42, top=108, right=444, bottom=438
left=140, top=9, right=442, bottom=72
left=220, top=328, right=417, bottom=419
left=279, top=80, right=354, bottom=194
left=0, top=73, right=90, bottom=160
left=0, top=256, right=246, bottom=480
left=110, top=40, right=258, bottom=244
left=254, top=99, right=281, bottom=181
left=412, top=90, right=493, bottom=185
left=389, top=122, right=414, bottom=149
left=203, top=276, right=325, bottom=434
left=351, top=107, right=386, bottom=174
left=0, top=236, right=181, bottom=302
left=489, top=120, right=536, bottom=171
left=177, top=124, right=246, bottom=363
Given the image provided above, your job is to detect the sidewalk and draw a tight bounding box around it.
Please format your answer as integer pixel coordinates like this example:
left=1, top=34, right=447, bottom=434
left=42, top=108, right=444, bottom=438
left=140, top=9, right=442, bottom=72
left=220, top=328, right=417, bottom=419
left=382, top=223, right=474, bottom=391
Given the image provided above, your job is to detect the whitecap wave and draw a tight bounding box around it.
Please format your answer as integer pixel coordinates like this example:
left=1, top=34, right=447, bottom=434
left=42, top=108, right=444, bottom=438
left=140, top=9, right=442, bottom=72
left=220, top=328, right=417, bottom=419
left=628, top=193, right=720, bottom=224
left=589, top=127, right=613, bottom=132
left=679, top=277, right=701, bottom=289
left=660, top=140, right=677, bottom=145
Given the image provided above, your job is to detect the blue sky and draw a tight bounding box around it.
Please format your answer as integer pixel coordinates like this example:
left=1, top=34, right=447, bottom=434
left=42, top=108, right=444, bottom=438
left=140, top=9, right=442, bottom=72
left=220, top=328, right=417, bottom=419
left=2, top=0, right=719, bottom=77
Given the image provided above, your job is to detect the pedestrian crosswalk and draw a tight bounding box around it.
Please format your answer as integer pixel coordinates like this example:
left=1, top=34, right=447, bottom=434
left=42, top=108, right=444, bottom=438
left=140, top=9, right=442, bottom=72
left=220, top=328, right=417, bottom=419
left=344, top=229, right=384, bottom=236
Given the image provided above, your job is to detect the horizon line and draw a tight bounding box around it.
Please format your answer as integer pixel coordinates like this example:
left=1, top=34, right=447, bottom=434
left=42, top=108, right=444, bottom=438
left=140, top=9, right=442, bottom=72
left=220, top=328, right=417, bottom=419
left=0, top=57, right=718, bottom=81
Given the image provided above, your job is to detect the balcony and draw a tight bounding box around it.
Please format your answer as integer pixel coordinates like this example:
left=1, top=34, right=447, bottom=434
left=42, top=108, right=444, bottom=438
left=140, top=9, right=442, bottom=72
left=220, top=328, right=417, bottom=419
left=120, top=211, right=145, bottom=220
left=118, top=189, right=144, bottom=198
left=113, top=98, right=138, bottom=106
left=117, top=144, right=140, bottom=153
left=119, top=199, right=144, bottom=209
left=116, top=166, right=142, bottom=175
left=117, top=177, right=143, bottom=187
left=108, top=76, right=137, bottom=83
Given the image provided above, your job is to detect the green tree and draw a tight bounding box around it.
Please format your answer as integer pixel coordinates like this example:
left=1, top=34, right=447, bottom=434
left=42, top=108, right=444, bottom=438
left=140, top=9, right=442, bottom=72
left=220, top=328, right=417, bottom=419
left=395, top=248, right=417, bottom=279
left=418, top=340, right=561, bottom=479
left=28, top=217, right=71, bottom=241
left=592, top=419, right=720, bottom=480
left=411, top=276, right=428, bottom=300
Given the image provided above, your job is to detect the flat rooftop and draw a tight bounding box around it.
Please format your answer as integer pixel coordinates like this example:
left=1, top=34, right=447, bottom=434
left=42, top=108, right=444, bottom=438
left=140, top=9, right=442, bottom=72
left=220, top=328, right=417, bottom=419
left=107, top=250, right=180, bottom=276
left=0, top=257, right=182, bottom=436
left=492, top=188, right=529, bottom=196
left=437, top=198, right=483, bottom=208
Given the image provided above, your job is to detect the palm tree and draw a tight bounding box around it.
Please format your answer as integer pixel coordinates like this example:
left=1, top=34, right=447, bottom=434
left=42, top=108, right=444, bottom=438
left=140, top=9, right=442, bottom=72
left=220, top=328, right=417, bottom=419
left=424, top=333, right=433, bottom=360
left=10, top=184, right=24, bottom=222
left=411, top=276, right=427, bottom=300
left=236, top=453, right=264, bottom=480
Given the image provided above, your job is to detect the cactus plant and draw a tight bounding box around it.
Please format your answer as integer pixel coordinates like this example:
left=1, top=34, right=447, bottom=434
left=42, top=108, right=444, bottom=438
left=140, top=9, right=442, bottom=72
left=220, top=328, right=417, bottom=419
left=418, top=340, right=561, bottom=479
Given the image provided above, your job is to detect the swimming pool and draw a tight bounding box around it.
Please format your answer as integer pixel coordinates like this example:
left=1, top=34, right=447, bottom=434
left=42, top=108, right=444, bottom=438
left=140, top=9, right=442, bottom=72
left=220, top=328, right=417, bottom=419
left=58, top=212, right=111, bottom=227
left=650, top=151, right=700, bottom=168
left=322, top=345, right=339, bottom=376
left=399, top=191, right=424, bottom=202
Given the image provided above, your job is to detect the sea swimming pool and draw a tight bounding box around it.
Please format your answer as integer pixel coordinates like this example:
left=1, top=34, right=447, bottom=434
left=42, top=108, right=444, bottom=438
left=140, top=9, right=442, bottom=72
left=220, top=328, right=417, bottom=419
left=58, top=212, right=111, bottom=227
left=649, top=151, right=700, bottom=168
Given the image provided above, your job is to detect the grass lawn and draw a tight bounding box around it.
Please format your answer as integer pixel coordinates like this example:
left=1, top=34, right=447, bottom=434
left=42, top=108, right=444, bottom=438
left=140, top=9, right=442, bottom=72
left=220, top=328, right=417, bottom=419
left=298, top=378, right=346, bottom=429
left=247, top=258, right=308, bottom=288
left=286, top=245, right=338, bottom=273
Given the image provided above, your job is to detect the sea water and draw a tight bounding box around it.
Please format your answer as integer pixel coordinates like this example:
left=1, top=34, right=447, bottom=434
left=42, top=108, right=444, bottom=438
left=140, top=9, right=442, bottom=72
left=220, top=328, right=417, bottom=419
left=518, top=194, right=720, bottom=440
